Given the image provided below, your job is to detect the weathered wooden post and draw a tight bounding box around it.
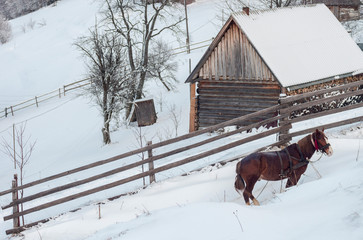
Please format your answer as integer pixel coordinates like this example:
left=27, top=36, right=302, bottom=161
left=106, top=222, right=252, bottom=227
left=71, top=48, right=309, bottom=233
left=278, top=93, right=292, bottom=144
left=189, top=83, right=197, bottom=132
left=147, top=141, right=155, bottom=184
left=12, top=174, right=20, bottom=228
left=5, top=107, right=7, bottom=117
left=10, top=106, right=14, bottom=116
left=35, top=96, right=39, bottom=107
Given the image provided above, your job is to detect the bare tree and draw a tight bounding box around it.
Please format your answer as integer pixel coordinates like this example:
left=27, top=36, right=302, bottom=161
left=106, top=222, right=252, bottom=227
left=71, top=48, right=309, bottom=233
left=104, top=0, right=184, bottom=118
left=0, top=14, right=12, bottom=44
left=147, top=40, right=178, bottom=91
left=1, top=122, right=36, bottom=225
left=217, top=0, right=304, bottom=20
left=75, top=25, right=133, bottom=144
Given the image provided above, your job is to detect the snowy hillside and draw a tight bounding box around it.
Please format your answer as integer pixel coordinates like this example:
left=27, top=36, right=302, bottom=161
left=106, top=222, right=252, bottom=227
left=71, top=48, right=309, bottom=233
left=0, top=0, right=363, bottom=239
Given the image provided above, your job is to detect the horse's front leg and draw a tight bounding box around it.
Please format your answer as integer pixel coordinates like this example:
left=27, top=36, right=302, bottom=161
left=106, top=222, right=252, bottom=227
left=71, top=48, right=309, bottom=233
left=285, top=171, right=302, bottom=188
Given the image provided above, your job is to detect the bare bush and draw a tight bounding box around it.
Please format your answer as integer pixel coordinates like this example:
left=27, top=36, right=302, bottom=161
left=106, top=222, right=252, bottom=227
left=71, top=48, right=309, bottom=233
left=1, top=123, right=36, bottom=225
left=168, top=104, right=181, bottom=137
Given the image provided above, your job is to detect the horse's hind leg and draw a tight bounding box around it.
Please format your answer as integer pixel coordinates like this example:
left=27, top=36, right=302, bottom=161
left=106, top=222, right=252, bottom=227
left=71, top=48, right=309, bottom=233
left=243, top=176, right=260, bottom=206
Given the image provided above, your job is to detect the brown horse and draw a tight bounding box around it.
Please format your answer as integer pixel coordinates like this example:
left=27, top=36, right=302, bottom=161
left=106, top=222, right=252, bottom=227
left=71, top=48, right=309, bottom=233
left=234, top=129, right=333, bottom=206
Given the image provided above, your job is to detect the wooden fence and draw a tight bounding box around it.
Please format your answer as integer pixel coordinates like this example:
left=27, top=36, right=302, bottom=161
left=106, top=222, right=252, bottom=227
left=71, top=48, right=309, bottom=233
left=0, top=38, right=214, bottom=120
left=1, top=79, right=363, bottom=235
left=0, top=78, right=90, bottom=119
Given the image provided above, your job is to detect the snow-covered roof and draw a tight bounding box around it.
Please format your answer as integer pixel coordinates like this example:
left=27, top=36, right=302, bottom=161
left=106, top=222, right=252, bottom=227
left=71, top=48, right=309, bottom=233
left=312, top=0, right=361, bottom=7
left=232, top=4, right=363, bottom=89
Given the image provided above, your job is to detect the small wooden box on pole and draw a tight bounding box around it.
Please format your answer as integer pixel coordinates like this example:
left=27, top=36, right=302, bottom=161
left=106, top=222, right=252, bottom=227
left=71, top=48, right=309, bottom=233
left=130, top=99, right=157, bottom=127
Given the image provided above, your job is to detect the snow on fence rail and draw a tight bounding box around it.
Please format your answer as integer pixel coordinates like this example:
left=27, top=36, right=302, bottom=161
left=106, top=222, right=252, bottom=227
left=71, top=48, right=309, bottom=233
left=0, top=78, right=91, bottom=119
left=1, top=79, right=363, bottom=235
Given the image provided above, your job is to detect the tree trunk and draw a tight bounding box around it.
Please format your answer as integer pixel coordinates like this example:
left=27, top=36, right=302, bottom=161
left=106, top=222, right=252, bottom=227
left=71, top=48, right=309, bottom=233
left=102, top=125, right=111, bottom=144
left=102, top=78, right=112, bottom=145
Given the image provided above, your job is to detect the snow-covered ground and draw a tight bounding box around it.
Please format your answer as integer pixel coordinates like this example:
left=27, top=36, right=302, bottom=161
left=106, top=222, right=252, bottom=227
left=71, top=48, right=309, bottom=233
left=0, top=0, right=363, bottom=239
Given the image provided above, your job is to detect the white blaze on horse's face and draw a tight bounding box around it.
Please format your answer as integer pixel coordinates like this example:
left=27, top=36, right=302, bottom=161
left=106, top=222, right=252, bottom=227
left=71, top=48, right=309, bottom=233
left=324, top=137, right=333, bottom=157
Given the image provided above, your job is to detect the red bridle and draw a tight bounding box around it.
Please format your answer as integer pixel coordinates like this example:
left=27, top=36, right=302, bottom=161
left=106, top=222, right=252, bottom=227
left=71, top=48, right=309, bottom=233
left=314, top=135, right=319, bottom=151
left=312, top=132, right=330, bottom=152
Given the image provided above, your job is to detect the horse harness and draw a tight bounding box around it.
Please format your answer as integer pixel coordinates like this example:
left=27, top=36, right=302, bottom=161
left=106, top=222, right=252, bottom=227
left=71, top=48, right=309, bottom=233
left=276, top=143, right=308, bottom=178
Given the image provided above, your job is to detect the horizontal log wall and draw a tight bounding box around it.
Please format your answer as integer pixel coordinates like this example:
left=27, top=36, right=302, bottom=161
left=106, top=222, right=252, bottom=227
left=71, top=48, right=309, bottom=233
left=198, top=22, right=276, bottom=81
left=197, top=80, right=281, bottom=128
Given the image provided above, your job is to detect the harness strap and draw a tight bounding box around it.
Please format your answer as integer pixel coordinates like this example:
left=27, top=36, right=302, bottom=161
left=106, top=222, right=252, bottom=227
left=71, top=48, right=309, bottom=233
left=281, top=144, right=309, bottom=177
left=276, top=151, right=284, bottom=178
left=296, top=144, right=306, bottom=162
left=284, top=148, right=293, bottom=172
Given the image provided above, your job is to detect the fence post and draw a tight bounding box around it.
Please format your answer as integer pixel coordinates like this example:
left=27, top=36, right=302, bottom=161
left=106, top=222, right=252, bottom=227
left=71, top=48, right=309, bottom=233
left=63, top=85, right=66, bottom=96
left=5, top=107, right=7, bottom=117
left=147, top=141, right=155, bottom=184
left=59, top=88, right=61, bottom=98
left=35, top=96, right=39, bottom=107
left=278, top=93, right=292, bottom=144
left=10, top=106, right=14, bottom=116
left=12, top=174, right=20, bottom=229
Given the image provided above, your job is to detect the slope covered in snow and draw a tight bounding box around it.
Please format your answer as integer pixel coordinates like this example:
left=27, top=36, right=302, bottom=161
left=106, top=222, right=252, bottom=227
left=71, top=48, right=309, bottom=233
left=0, top=0, right=363, bottom=239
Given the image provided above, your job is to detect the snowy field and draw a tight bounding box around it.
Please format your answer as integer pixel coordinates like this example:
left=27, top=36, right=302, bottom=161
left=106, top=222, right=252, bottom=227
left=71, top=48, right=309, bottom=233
left=0, top=0, right=363, bottom=239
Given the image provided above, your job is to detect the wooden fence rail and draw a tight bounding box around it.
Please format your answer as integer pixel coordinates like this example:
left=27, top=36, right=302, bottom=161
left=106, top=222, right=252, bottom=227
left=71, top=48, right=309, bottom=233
left=1, top=79, right=363, bottom=235
left=0, top=78, right=90, bottom=119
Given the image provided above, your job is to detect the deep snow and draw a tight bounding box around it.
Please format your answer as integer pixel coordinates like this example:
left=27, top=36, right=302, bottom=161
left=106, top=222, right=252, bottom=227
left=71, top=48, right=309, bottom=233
left=0, top=0, right=363, bottom=239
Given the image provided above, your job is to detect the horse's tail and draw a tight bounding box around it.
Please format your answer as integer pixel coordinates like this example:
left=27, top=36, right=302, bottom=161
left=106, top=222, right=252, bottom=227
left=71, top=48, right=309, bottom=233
left=234, top=161, right=245, bottom=195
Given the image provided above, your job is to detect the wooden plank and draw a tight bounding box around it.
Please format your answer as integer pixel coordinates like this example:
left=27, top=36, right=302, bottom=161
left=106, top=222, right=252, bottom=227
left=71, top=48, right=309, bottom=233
left=222, top=36, right=227, bottom=79
left=6, top=218, right=50, bottom=235
left=3, top=123, right=291, bottom=222
left=235, top=25, right=242, bottom=79
left=198, top=94, right=279, bottom=101
left=198, top=95, right=278, bottom=103
left=210, top=49, right=215, bottom=78
left=198, top=100, right=276, bottom=108
left=189, top=83, right=197, bottom=132
left=197, top=88, right=280, bottom=96
left=198, top=106, right=279, bottom=114
left=197, top=79, right=279, bottom=85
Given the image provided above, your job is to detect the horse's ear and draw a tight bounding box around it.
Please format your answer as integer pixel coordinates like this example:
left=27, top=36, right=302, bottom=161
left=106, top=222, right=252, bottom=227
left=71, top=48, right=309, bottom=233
left=322, top=128, right=325, bottom=132
left=315, top=129, right=321, bottom=137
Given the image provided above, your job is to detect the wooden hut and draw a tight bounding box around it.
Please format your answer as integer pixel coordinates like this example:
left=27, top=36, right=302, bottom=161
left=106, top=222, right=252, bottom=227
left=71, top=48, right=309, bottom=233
left=312, top=0, right=361, bottom=21
left=185, top=4, right=363, bottom=132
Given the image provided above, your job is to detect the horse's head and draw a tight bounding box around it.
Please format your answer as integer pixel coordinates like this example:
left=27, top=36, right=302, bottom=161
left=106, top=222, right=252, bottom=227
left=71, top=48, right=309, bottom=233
left=312, top=129, right=333, bottom=156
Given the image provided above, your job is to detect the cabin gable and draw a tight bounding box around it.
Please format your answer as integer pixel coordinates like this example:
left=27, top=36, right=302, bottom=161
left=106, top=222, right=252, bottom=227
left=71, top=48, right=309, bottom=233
left=198, top=21, right=276, bottom=82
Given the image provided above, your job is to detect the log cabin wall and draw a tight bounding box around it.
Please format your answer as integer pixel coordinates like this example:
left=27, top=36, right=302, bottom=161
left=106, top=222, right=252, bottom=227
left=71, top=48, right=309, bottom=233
left=194, top=21, right=281, bottom=129
left=196, top=80, right=280, bottom=128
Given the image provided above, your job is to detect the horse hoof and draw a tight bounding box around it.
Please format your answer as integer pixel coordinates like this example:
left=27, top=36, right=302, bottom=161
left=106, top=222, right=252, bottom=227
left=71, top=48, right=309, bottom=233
left=253, top=199, right=260, bottom=206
